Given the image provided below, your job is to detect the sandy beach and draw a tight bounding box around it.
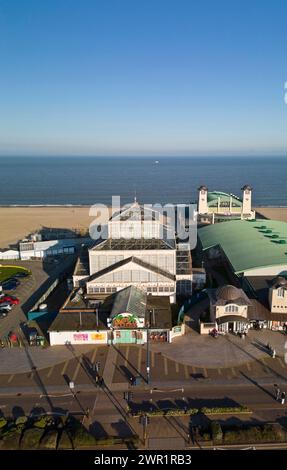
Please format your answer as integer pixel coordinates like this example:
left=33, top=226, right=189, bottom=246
left=0, top=207, right=92, bottom=249
left=255, top=207, right=287, bottom=222
left=0, top=206, right=287, bottom=250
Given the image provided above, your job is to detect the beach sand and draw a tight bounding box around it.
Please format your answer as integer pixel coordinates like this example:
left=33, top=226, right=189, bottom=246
left=1, top=206, right=287, bottom=249
left=0, top=207, right=92, bottom=249
left=255, top=207, right=287, bottom=223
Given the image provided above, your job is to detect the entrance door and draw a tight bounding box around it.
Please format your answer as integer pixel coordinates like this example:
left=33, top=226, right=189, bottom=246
left=228, top=322, right=234, bottom=333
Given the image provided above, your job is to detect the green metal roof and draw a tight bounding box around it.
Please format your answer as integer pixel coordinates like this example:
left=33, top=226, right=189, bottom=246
left=198, top=219, right=287, bottom=274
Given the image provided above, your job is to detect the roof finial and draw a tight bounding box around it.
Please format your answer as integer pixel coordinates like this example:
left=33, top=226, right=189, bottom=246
left=134, top=188, right=137, bottom=203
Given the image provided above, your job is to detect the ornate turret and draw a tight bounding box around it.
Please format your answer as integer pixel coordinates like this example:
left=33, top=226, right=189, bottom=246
left=198, top=185, right=208, bottom=214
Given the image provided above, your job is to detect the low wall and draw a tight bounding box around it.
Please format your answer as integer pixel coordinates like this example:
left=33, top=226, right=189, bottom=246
left=49, top=330, right=108, bottom=346
left=200, top=322, right=216, bottom=335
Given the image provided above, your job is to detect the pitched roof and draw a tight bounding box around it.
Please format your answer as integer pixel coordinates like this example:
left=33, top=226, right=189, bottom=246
left=86, top=256, right=175, bottom=283
left=111, top=285, right=147, bottom=318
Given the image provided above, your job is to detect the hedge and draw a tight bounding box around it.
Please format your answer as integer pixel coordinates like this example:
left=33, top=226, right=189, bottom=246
left=129, top=405, right=251, bottom=417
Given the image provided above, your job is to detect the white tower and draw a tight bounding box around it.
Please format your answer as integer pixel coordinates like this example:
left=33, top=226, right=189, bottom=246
left=241, top=185, right=252, bottom=215
left=198, top=186, right=208, bottom=214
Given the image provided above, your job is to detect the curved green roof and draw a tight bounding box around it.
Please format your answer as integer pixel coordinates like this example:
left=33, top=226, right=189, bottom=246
left=198, top=219, right=287, bottom=274
left=207, top=191, right=242, bottom=207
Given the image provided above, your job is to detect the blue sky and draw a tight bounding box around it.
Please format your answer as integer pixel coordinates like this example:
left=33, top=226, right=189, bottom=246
left=0, top=0, right=287, bottom=156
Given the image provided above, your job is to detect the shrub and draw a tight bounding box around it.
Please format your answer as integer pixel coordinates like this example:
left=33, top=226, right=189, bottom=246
left=21, top=428, right=44, bottom=449
left=33, top=416, right=53, bottom=429
left=211, top=421, right=223, bottom=442
left=15, top=416, right=28, bottom=427
left=223, top=424, right=285, bottom=444
left=57, top=430, right=74, bottom=450
left=68, top=421, right=97, bottom=448
left=201, top=406, right=250, bottom=415
left=0, top=417, right=7, bottom=429
left=40, top=430, right=59, bottom=449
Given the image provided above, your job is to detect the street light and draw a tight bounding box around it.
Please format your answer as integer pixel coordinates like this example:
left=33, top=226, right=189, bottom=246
left=107, top=317, right=113, bottom=345
left=146, top=317, right=152, bottom=385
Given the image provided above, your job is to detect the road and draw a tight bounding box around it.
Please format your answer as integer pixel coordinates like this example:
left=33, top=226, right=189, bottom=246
left=0, top=382, right=286, bottom=425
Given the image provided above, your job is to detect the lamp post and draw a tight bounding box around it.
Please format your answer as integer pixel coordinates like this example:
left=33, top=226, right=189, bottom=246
left=146, top=319, right=151, bottom=385
left=107, top=317, right=113, bottom=346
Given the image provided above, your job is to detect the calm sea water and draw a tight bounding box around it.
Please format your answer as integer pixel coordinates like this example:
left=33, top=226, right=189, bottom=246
left=0, top=156, right=286, bottom=206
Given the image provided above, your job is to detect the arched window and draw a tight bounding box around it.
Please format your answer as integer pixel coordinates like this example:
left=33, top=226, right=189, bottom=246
left=225, top=304, right=239, bottom=313
left=277, top=288, right=285, bottom=298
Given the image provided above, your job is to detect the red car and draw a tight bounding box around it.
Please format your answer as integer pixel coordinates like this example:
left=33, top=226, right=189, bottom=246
left=0, top=296, right=19, bottom=305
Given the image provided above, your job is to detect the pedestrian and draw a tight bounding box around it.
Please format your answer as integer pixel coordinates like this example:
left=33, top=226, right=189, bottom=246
left=274, top=384, right=280, bottom=401
left=281, top=392, right=286, bottom=405
left=272, top=349, right=276, bottom=358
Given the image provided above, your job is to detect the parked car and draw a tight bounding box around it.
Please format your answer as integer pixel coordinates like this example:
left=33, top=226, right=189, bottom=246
left=0, top=296, right=19, bottom=305
left=14, top=272, right=29, bottom=278
left=0, top=303, right=12, bottom=312
left=7, top=278, right=20, bottom=285
left=1, top=279, right=20, bottom=291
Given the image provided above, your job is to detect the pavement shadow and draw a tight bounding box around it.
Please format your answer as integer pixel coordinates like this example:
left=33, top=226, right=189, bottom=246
left=111, top=419, right=135, bottom=438
left=112, top=345, right=146, bottom=382
left=11, top=406, right=25, bottom=420
left=89, top=421, right=108, bottom=439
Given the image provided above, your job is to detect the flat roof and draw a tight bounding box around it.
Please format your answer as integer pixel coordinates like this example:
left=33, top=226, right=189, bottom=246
left=198, top=219, right=287, bottom=274
left=49, top=311, right=108, bottom=331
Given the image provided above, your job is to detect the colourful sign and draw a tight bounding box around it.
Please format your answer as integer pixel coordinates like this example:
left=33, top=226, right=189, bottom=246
left=90, top=332, right=106, bottom=341
left=112, top=313, right=139, bottom=328
left=73, top=333, right=88, bottom=342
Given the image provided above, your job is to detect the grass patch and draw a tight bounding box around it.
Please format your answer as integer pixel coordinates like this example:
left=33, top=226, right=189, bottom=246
left=0, top=265, right=30, bottom=283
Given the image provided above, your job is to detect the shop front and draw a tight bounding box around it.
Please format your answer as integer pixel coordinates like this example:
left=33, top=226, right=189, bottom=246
left=109, top=329, right=144, bottom=344
left=217, top=315, right=249, bottom=334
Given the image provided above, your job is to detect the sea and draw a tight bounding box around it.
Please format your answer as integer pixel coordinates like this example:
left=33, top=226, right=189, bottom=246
left=0, top=156, right=286, bottom=207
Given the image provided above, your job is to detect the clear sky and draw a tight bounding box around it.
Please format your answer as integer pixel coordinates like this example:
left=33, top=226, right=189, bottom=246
left=0, top=0, right=287, bottom=156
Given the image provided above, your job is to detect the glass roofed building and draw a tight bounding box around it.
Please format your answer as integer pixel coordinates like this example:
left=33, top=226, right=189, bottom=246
left=197, top=185, right=255, bottom=224
left=73, top=200, right=194, bottom=301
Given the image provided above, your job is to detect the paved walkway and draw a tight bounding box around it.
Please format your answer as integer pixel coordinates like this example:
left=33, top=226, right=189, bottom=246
left=151, top=329, right=287, bottom=367
left=102, top=346, right=118, bottom=388
left=0, top=344, right=95, bottom=374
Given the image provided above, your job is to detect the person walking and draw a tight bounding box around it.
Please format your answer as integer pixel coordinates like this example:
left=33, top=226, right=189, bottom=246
left=274, top=384, right=280, bottom=401
left=281, top=392, right=286, bottom=405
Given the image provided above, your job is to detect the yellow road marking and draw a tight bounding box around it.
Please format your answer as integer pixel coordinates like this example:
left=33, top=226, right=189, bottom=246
left=72, top=360, right=82, bottom=381
left=278, top=358, right=285, bottom=368
left=47, top=365, right=54, bottom=378
left=137, top=347, right=142, bottom=373
left=61, top=360, right=69, bottom=376
left=163, top=357, right=168, bottom=376
left=91, top=348, right=97, bottom=363
left=151, top=351, right=155, bottom=368
left=125, top=346, right=130, bottom=366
